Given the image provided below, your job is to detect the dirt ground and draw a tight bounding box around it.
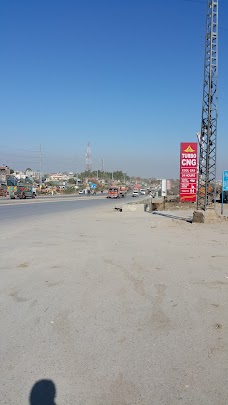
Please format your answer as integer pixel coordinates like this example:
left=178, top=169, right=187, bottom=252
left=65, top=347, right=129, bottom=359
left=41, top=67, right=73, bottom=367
left=0, top=203, right=227, bottom=404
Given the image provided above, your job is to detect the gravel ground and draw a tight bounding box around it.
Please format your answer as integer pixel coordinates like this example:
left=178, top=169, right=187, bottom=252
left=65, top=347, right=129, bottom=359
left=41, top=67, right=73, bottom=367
left=0, top=203, right=227, bottom=404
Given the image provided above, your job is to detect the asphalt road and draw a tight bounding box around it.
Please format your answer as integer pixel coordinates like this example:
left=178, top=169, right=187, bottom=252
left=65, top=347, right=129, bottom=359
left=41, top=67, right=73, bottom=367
left=0, top=194, right=145, bottom=222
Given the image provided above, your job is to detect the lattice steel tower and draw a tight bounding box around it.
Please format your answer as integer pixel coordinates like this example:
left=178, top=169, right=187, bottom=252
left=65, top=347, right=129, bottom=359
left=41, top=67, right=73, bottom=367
left=85, top=142, right=92, bottom=171
left=197, top=0, right=218, bottom=210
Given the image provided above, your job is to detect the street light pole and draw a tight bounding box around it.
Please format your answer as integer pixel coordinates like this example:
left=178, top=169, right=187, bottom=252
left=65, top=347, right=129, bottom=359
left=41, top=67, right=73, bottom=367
left=39, top=144, right=43, bottom=189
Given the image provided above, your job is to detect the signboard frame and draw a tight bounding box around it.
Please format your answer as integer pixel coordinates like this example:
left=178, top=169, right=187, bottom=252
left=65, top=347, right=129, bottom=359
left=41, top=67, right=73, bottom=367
left=180, top=142, right=198, bottom=203
left=166, top=180, right=171, bottom=191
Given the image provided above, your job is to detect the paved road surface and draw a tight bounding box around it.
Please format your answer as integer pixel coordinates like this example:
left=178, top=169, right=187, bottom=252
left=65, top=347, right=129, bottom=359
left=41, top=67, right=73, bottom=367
left=0, top=194, right=143, bottom=222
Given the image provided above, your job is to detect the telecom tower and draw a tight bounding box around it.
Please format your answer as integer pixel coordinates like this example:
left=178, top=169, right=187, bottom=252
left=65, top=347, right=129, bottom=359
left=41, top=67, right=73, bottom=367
left=85, top=142, right=92, bottom=172
left=101, top=158, right=104, bottom=172
left=197, top=0, right=218, bottom=210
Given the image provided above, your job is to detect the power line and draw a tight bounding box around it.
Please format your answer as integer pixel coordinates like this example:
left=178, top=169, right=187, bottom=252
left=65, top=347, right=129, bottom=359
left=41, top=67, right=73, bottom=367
left=0, top=154, right=40, bottom=160
left=0, top=144, right=39, bottom=153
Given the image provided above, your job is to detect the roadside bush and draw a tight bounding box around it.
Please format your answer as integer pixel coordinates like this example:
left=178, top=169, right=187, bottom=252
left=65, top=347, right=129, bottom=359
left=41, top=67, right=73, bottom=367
left=63, top=187, right=76, bottom=194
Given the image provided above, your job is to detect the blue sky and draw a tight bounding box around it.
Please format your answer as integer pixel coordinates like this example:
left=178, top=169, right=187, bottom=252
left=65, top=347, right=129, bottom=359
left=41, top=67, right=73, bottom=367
left=0, top=0, right=227, bottom=177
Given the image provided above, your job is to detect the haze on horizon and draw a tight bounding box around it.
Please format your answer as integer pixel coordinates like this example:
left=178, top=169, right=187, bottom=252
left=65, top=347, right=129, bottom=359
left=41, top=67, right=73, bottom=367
left=0, top=0, right=227, bottom=179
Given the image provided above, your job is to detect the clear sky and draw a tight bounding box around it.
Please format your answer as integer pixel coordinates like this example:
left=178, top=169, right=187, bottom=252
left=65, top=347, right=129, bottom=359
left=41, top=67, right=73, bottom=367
left=0, top=0, right=227, bottom=178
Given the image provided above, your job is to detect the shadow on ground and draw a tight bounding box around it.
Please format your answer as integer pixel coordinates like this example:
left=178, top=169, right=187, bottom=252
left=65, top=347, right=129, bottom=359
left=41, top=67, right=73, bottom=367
left=152, top=211, right=192, bottom=223
left=29, top=379, right=56, bottom=405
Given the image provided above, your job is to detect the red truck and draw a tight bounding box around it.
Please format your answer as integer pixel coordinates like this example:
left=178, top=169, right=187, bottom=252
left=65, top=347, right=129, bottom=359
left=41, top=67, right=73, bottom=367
left=107, top=186, right=127, bottom=198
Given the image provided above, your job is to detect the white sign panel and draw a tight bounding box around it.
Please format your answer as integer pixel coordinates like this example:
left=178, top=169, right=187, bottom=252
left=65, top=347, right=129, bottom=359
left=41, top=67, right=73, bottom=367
left=161, top=179, right=167, bottom=197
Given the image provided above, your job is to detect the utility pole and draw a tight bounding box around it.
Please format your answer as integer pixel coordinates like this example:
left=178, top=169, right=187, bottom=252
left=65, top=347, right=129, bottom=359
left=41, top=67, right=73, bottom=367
left=101, top=158, right=104, bottom=172
left=85, top=142, right=92, bottom=172
left=75, top=167, right=78, bottom=186
left=39, top=144, right=43, bottom=189
left=197, top=0, right=218, bottom=210
left=75, top=155, right=78, bottom=186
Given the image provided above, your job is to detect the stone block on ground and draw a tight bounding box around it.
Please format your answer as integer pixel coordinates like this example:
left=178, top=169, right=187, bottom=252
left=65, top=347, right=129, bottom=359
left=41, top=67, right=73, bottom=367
left=152, top=202, right=165, bottom=211
left=123, top=204, right=137, bottom=212
left=193, top=208, right=220, bottom=224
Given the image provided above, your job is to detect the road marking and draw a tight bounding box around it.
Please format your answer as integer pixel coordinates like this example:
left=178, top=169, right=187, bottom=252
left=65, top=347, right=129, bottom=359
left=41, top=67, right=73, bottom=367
left=0, top=196, right=105, bottom=207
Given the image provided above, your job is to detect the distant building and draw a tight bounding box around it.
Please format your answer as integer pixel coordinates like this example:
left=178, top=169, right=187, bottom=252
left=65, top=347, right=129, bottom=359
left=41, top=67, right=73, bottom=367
left=14, top=171, right=26, bottom=180
left=25, top=169, right=41, bottom=179
left=48, top=173, right=72, bottom=182
left=25, top=169, right=33, bottom=177
left=0, top=166, right=10, bottom=182
left=49, top=173, right=65, bottom=182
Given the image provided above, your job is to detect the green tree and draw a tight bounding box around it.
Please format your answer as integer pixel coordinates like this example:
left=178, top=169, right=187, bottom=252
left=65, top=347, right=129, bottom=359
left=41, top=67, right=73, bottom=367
left=68, top=178, right=76, bottom=184
left=46, top=181, right=55, bottom=187
left=113, top=171, right=124, bottom=181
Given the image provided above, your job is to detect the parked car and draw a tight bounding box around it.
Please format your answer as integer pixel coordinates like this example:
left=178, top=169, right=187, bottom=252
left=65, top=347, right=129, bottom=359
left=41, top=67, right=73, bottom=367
left=220, top=191, right=228, bottom=203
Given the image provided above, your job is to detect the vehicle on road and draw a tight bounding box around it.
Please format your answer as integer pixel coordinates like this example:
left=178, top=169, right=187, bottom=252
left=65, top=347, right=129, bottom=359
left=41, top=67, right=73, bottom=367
left=140, top=189, right=146, bottom=195
left=220, top=191, right=228, bottom=203
left=16, top=185, right=36, bottom=199
left=0, top=186, right=7, bottom=197
left=6, top=176, right=36, bottom=199
left=132, top=190, right=139, bottom=197
left=119, top=186, right=127, bottom=198
left=6, top=176, right=17, bottom=198
left=107, top=187, right=126, bottom=198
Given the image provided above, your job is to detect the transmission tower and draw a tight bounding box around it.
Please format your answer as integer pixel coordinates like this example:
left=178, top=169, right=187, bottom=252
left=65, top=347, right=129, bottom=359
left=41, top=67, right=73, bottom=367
left=197, top=0, right=218, bottom=210
left=101, top=158, right=104, bottom=172
left=85, top=142, right=92, bottom=171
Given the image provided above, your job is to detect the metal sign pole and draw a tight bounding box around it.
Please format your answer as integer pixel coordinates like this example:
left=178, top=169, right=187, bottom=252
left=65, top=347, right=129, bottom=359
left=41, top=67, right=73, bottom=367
left=221, top=189, right=224, bottom=215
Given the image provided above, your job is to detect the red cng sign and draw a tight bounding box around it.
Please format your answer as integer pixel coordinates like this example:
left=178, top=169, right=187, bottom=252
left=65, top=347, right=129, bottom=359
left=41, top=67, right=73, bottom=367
left=180, top=142, right=198, bottom=202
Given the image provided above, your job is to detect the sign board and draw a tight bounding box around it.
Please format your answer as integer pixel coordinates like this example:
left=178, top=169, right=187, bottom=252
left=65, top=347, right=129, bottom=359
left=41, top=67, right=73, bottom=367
left=221, top=170, right=228, bottom=215
left=166, top=180, right=171, bottom=191
left=161, top=179, right=167, bottom=197
left=222, top=171, right=228, bottom=191
left=180, top=142, right=198, bottom=202
left=91, top=184, right=97, bottom=189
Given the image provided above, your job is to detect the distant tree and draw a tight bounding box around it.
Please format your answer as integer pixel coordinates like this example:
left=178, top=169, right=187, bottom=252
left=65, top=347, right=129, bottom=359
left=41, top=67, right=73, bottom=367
left=10, top=169, right=14, bottom=174
left=68, top=178, right=76, bottom=184
left=113, top=171, right=124, bottom=181
left=170, top=179, right=180, bottom=195
left=25, top=168, right=32, bottom=172
left=79, top=169, right=130, bottom=183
